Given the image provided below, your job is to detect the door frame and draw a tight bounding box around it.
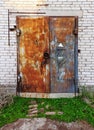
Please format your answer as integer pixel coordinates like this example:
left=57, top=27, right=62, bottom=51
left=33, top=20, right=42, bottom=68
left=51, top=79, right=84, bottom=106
left=16, top=16, right=78, bottom=97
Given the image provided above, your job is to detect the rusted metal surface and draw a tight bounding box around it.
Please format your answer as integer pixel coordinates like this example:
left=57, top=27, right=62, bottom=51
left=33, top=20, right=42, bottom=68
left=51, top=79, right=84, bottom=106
left=74, top=16, right=78, bottom=96
left=17, top=16, right=78, bottom=94
left=17, top=17, right=50, bottom=93
left=50, top=17, right=76, bottom=93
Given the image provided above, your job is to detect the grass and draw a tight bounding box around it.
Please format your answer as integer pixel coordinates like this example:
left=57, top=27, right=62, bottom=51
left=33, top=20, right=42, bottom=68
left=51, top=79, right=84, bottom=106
left=36, top=97, right=94, bottom=126
left=0, top=96, right=31, bottom=127
left=0, top=96, right=94, bottom=128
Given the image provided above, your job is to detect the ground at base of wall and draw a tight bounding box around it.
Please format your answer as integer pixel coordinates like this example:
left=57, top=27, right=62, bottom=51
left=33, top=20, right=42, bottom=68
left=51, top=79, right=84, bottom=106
left=0, top=86, right=16, bottom=96
left=0, top=94, right=13, bottom=109
left=0, top=118, right=94, bottom=130
left=79, top=86, right=94, bottom=108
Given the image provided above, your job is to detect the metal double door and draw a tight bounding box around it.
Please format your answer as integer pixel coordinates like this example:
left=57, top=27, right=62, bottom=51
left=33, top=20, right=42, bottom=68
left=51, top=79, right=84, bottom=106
left=17, top=16, right=78, bottom=93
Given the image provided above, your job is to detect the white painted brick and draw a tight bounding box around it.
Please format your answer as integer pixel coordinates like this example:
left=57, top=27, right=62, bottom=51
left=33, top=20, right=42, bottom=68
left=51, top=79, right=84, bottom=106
left=0, top=0, right=94, bottom=88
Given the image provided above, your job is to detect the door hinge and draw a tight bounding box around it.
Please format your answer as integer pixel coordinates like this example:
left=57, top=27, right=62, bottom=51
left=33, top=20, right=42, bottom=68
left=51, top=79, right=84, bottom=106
left=16, top=29, right=21, bottom=37
left=18, top=74, right=21, bottom=83
left=73, top=17, right=78, bottom=35
left=73, top=28, right=78, bottom=35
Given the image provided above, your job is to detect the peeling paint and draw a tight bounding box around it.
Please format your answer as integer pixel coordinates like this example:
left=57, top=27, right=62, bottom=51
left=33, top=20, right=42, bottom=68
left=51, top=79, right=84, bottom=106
left=17, top=16, right=77, bottom=94
left=17, top=17, right=50, bottom=93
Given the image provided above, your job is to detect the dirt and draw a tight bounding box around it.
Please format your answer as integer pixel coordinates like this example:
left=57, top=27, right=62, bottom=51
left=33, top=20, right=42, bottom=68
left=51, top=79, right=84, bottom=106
left=0, top=118, right=94, bottom=130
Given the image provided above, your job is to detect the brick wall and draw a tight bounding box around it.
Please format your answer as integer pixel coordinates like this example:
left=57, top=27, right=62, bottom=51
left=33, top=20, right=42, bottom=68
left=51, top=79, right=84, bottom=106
left=0, top=0, right=94, bottom=94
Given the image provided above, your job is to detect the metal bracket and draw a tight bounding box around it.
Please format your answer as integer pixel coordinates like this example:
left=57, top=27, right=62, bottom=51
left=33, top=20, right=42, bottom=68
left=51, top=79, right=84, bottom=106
left=9, top=25, right=16, bottom=31
left=78, top=49, right=81, bottom=53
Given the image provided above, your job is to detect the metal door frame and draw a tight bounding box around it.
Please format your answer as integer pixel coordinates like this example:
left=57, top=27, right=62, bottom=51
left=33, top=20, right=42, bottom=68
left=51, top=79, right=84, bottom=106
left=16, top=15, right=78, bottom=96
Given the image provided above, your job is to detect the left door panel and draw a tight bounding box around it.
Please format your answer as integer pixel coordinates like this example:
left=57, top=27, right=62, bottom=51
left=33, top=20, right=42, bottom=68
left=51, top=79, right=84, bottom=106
left=17, top=16, right=50, bottom=93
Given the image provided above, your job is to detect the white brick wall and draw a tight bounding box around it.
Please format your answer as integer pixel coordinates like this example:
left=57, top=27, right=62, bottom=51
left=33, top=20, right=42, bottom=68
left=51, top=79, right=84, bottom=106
left=0, top=0, right=94, bottom=93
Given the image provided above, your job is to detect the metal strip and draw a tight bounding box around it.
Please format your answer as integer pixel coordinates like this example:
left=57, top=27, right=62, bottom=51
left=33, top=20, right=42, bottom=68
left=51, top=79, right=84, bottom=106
left=36, top=4, right=49, bottom=6
left=74, top=16, right=78, bottom=97
left=9, top=11, right=46, bottom=14
left=19, top=92, right=78, bottom=98
left=8, top=9, right=10, bottom=46
left=16, top=16, right=21, bottom=94
left=48, top=17, right=51, bottom=93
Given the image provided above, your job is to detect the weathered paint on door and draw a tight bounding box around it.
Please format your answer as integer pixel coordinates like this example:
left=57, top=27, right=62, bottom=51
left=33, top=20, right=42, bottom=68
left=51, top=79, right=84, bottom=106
left=17, top=16, right=78, bottom=93
left=17, top=17, right=50, bottom=92
left=50, top=17, right=76, bottom=93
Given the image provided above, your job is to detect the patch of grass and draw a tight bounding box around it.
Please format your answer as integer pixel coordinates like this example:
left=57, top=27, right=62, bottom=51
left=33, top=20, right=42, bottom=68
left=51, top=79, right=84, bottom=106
left=0, top=96, right=31, bottom=127
left=35, top=97, right=94, bottom=127
left=0, top=96, right=94, bottom=128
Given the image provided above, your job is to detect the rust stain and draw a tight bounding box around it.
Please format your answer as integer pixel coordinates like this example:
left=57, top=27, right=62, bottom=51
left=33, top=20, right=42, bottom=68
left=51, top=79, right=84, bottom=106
left=64, top=68, right=74, bottom=79
left=17, top=17, right=50, bottom=93
left=50, top=17, right=75, bottom=43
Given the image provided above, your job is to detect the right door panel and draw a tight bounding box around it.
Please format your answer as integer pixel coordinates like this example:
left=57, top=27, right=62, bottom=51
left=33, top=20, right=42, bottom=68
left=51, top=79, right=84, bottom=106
left=50, top=17, right=77, bottom=93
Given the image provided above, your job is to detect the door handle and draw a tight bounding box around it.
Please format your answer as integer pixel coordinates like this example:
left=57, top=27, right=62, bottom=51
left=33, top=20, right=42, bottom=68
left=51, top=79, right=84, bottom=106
left=41, top=52, right=50, bottom=73
left=41, top=52, right=50, bottom=66
left=44, top=52, right=50, bottom=60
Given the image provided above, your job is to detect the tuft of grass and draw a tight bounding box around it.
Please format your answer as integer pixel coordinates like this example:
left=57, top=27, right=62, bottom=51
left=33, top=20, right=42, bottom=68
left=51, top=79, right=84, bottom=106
left=0, top=96, right=31, bottom=127
left=81, top=86, right=94, bottom=106
left=0, top=96, right=94, bottom=128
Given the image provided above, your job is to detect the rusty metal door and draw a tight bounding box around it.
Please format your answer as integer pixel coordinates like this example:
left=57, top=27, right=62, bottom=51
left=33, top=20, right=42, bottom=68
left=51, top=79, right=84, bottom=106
left=50, top=17, right=78, bottom=93
left=17, top=17, right=50, bottom=93
left=17, top=16, right=78, bottom=93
